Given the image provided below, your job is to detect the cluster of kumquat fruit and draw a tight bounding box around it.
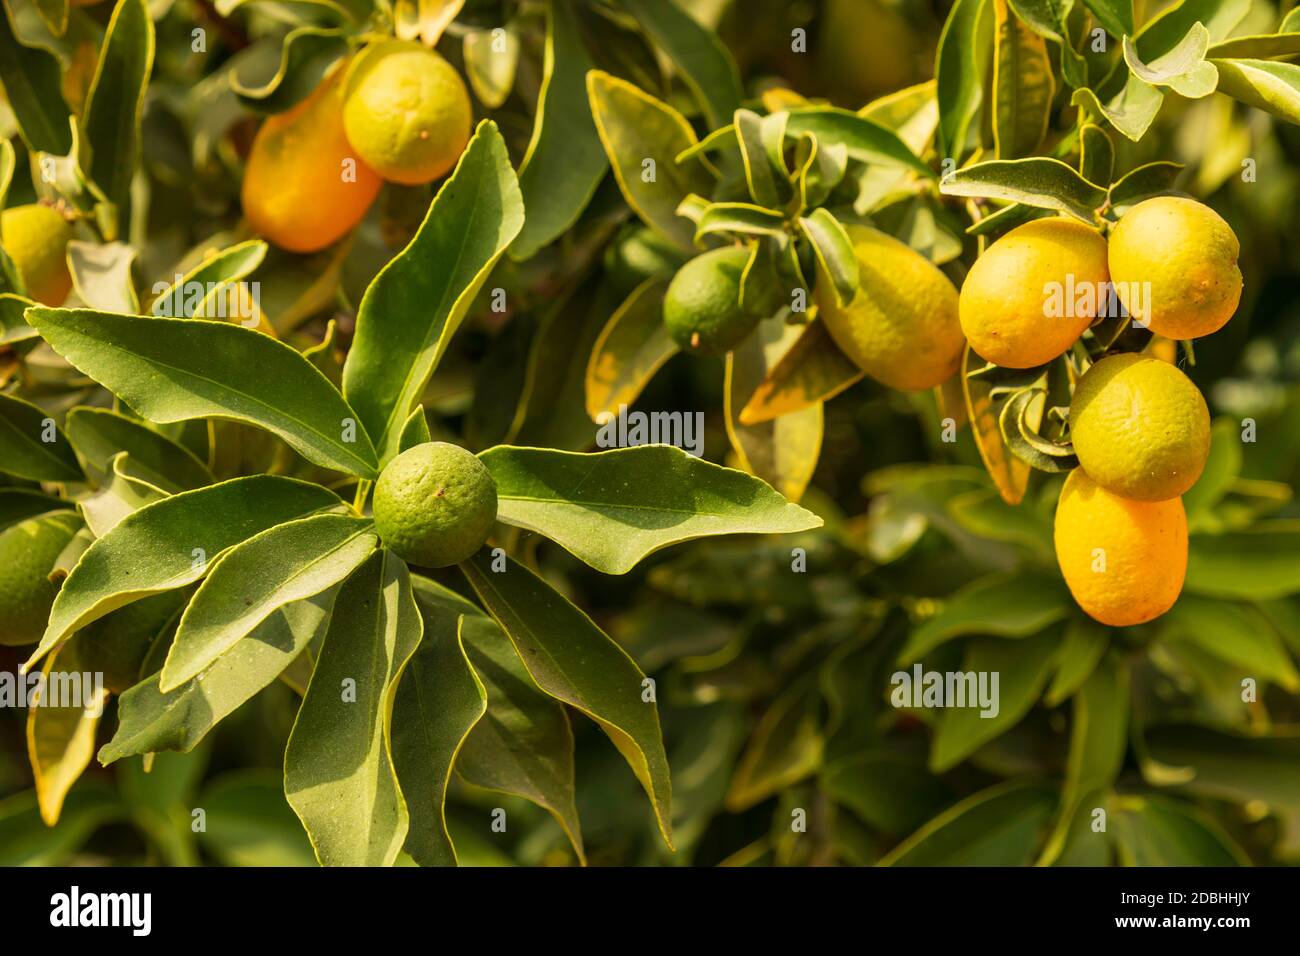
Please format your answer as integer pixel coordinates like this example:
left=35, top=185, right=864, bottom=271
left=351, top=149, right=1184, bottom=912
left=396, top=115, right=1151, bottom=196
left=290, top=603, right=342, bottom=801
left=241, top=39, right=472, bottom=253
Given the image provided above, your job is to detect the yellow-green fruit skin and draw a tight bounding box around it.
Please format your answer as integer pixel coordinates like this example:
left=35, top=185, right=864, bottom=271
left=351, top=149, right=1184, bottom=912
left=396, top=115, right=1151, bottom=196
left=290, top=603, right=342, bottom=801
left=242, top=66, right=382, bottom=253
left=1108, top=196, right=1242, bottom=340
left=343, top=41, right=473, bottom=186
left=816, top=225, right=963, bottom=391
left=662, top=247, right=757, bottom=356
left=959, top=217, right=1110, bottom=369
left=1, top=204, right=74, bottom=306
left=1070, top=352, right=1210, bottom=501
left=0, top=511, right=80, bottom=646
left=1053, top=469, right=1187, bottom=627
left=373, top=442, right=497, bottom=568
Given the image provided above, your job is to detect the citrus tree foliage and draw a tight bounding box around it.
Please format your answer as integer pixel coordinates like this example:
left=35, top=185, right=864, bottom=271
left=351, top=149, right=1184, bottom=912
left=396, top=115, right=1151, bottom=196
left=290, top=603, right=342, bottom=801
left=1, top=0, right=1300, bottom=868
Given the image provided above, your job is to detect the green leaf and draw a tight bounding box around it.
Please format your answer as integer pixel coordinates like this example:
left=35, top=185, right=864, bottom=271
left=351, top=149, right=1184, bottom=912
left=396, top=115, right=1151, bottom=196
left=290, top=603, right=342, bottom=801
left=28, top=308, right=379, bottom=478
left=1142, top=722, right=1300, bottom=812
left=79, top=0, right=155, bottom=237
left=79, top=452, right=169, bottom=537
left=725, top=314, right=825, bottom=502
left=26, top=476, right=341, bottom=670
left=461, top=550, right=673, bottom=848
left=1134, top=0, right=1250, bottom=61
left=391, top=603, right=486, bottom=867
left=160, top=514, right=377, bottom=691
left=1184, top=418, right=1242, bottom=521
left=880, top=779, right=1057, bottom=865
left=0, top=488, right=72, bottom=531
left=1071, top=73, right=1164, bottom=142
left=1208, top=32, right=1300, bottom=60
left=899, top=572, right=1071, bottom=663
left=784, top=108, right=934, bottom=179
left=67, top=241, right=139, bottom=314
left=231, top=26, right=347, bottom=114
left=929, top=628, right=1061, bottom=772
left=99, top=590, right=338, bottom=763
left=936, top=0, right=993, bottom=158
left=196, top=771, right=317, bottom=866
left=725, top=681, right=823, bottom=811
left=341, top=121, right=523, bottom=463
left=1185, top=523, right=1300, bottom=599
left=1044, top=614, right=1108, bottom=705
left=1081, top=0, right=1133, bottom=37
left=940, top=157, right=1106, bottom=222
left=1106, top=160, right=1184, bottom=209
left=1123, top=25, right=1218, bottom=99
left=511, top=0, right=607, bottom=260
left=992, top=0, right=1054, bottom=159
left=397, top=404, right=431, bottom=454
left=733, top=109, right=783, bottom=208
left=1039, top=657, right=1127, bottom=864
left=0, top=0, right=73, bottom=154
left=1212, top=57, right=1300, bottom=124
left=0, top=292, right=39, bottom=344
left=737, top=319, right=864, bottom=425
left=822, top=751, right=951, bottom=836
left=65, top=407, right=213, bottom=490
left=1112, top=794, right=1248, bottom=866
left=584, top=277, right=678, bottom=422
left=587, top=70, right=716, bottom=251
left=462, top=24, right=519, bottom=109
left=27, top=639, right=110, bottom=825
left=457, top=614, right=585, bottom=863
left=285, top=550, right=423, bottom=867
left=620, top=0, right=743, bottom=129
left=798, top=209, right=858, bottom=306
left=150, top=240, right=268, bottom=317
left=0, top=781, right=123, bottom=866
left=1160, top=596, right=1300, bottom=691
left=478, top=444, right=823, bottom=575
left=0, top=392, right=83, bottom=483
left=1078, top=123, right=1114, bottom=185
left=693, top=202, right=788, bottom=243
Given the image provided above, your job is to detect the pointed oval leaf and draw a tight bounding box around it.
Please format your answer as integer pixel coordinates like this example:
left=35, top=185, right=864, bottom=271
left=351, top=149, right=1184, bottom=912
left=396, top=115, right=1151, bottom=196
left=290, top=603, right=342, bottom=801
left=798, top=209, right=858, bottom=306
left=28, top=307, right=378, bottom=478
left=391, top=604, right=486, bottom=867
left=0, top=0, right=73, bottom=153
left=457, top=614, right=585, bottom=863
left=65, top=407, right=213, bottom=490
left=99, top=590, right=337, bottom=763
left=880, top=779, right=1057, bottom=866
left=67, top=241, right=139, bottom=314
left=584, top=277, right=678, bottom=421
left=738, top=319, right=864, bottom=425
left=0, top=392, right=83, bottom=483
left=79, top=0, right=155, bottom=235
left=150, top=240, right=268, bottom=317
left=461, top=549, right=673, bottom=848
left=940, top=157, right=1106, bottom=222
left=27, top=639, right=109, bottom=825
left=479, top=444, right=823, bottom=575
left=587, top=70, right=716, bottom=251
left=285, top=550, right=423, bottom=867
left=784, top=108, right=934, bottom=179
left=160, top=513, right=377, bottom=691
left=26, top=476, right=342, bottom=670
left=992, top=0, right=1054, bottom=159
left=342, top=120, right=524, bottom=463
left=936, top=0, right=994, bottom=158
left=511, top=0, right=606, bottom=260
left=1212, top=57, right=1300, bottom=124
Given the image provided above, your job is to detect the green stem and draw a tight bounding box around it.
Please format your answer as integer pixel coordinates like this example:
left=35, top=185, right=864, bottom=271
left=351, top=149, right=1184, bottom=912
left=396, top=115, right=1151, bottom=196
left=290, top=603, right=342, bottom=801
left=352, top=479, right=372, bottom=516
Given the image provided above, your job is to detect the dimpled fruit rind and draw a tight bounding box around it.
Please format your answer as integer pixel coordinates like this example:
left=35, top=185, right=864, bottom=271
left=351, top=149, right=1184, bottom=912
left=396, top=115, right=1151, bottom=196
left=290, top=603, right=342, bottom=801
left=959, top=217, right=1110, bottom=369
left=0, top=511, right=80, bottom=646
left=663, top=247, right=758, bottom=356
left=343, top=40, right=473, bottom=186
left=1108, top=196, right=1242, bottom=341
left=1070, top=352, right=1210, bottom=501
left=1053, top=468, right=1187, bottom=627
left=1, top=204, right=74, bottom=306
left=373, top=442, right=498, bottom=568
left=241, top=65, right=382, bottom=254
left=815, top=224, right=963, bottom=391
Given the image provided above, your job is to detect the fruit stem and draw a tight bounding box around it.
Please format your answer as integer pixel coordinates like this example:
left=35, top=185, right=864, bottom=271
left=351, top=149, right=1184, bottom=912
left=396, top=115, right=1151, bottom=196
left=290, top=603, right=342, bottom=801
left=352, top=479, right=372, bottom=516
